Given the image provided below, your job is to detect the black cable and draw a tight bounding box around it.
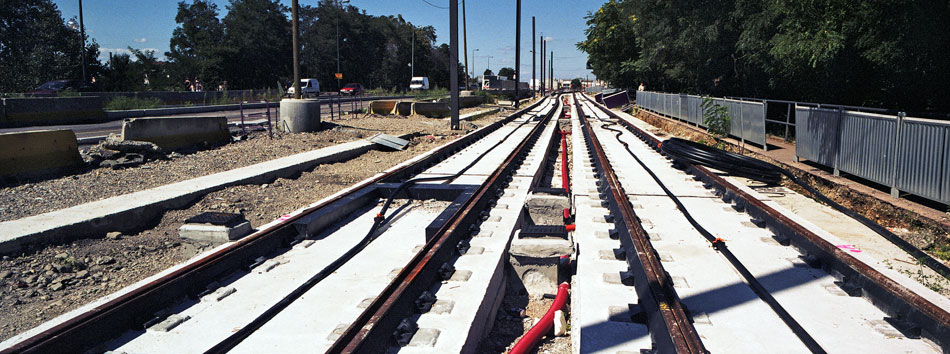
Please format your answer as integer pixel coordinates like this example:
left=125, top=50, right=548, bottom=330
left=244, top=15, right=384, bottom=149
left=660, top=137, right=950, bottom=281
left=577, top=97, right=827, bottom=354
left=205, top=96, right=558, bottom=353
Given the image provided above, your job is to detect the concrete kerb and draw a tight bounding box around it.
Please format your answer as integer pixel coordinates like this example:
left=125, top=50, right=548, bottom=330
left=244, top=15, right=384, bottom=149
left=459, top=108, right=500, bottom=121
left=0, top=129, right=84, bottom=178
left=0, top=133, right=415, bottom=256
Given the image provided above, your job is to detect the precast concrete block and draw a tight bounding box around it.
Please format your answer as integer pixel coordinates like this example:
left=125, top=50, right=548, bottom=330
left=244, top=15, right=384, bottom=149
left=368, top=100, right=397, bottom=115
left=412, top=102, right=451, bottom=117
left=395, top=101, right=413, bottom=116
left=279, top=98, right=322, bottom=132
left=121, top=116, right=230, bottom=149
left=525, top=193, right=571, bottom=225
left=509, top=233, right=574, bottom=298
left=0, top=129, right=83, bottom=178
left=178, top=221, right=252, bottom=243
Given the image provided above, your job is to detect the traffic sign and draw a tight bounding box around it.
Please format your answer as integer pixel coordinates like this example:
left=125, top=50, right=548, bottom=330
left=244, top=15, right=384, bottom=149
left=335, top=73, right=343, bottom=80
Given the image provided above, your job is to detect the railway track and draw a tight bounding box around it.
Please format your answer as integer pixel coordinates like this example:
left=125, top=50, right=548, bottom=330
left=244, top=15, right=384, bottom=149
left=2, top=92, right=949, bottom=354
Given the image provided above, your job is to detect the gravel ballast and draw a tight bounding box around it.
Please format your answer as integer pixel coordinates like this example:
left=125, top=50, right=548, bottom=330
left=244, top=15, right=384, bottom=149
left=0, top=110, right=509, bottom=343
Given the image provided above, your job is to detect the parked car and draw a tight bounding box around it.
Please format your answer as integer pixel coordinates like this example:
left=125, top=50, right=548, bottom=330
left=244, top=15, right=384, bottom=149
left=286, top=78, right=320, bottom=97
left=339, top=83, right=364, bottom=96
left=409, top=76, right=429, bottom=90
left=30, top=80, right=95, bottom=95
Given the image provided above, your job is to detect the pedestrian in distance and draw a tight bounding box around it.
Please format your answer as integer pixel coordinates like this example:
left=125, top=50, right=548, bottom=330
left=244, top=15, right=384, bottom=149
left=638, top=82, right=645, bottom=91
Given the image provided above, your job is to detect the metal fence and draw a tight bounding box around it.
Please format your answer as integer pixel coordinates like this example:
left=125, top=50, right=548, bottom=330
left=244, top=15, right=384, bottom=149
left=635, top=91, right=767, bottom=149
left=636, top=90, right=949, bottom=205
left=794, top=106, right=949, bottom=204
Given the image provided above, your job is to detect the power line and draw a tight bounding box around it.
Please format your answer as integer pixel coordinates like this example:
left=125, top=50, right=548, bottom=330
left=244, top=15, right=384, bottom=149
left=420, top=0, right=448, bottom=9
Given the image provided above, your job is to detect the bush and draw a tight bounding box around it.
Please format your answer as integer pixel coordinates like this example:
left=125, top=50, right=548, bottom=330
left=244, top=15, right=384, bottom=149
left=104, top=96, right=163, bottom=110
left=701, top=96, right=730, bottom=138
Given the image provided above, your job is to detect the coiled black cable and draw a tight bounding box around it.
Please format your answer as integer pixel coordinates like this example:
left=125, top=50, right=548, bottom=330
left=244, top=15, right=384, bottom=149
left=660, top=137, right=950, bottom=281
left=576, top=98, right=827, bottom=354
left=205, top=96, right=559, bottom=354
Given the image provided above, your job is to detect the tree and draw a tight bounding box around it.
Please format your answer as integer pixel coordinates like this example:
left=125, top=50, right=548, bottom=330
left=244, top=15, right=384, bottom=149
left=0, top=0, right=102, bottom=92
left=483, top=69, right=494, bottom=76
left=166, top=0, right=226, bottom=88
left=221, top=0, right=291, bottom=89
left=497, top=67, right=515, bottom=78
left=579, top=0, right=950, bottom=112
left=571, top=78, right=582, bottom=90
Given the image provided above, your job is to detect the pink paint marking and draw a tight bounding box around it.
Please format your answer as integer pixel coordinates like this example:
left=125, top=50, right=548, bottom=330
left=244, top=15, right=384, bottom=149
left=278, top=214, right=293, bottom=221
left=836, top=244, right=862, bottom=253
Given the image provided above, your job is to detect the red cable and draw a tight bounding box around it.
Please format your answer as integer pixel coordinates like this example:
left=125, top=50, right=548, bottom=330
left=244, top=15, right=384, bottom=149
left=560, top=130, right=570, bottom=194
left=509, top=282, right=571, bottom=354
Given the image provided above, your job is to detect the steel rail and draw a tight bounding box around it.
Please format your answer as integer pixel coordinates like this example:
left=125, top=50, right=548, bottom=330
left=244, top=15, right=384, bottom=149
left=581, top=94, right=950, bottom=350
left=573, top=93, right=708, bottom=354
left=328, top=96, right=561, bottom=353
left=0, top=98, right=549, bottom=354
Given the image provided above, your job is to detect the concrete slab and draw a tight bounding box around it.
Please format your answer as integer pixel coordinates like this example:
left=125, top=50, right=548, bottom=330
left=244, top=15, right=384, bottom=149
left=178, top=221, right=252, bottom=243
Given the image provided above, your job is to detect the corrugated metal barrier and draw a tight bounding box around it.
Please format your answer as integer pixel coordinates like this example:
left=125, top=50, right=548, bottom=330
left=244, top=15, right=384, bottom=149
left=635, top=91, right=768, bottom=149
left=635, top=90, right=950, bottom=205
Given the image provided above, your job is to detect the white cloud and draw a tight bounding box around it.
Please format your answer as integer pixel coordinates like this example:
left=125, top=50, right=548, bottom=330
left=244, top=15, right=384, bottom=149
left=133, top=37, right=147, bottom=43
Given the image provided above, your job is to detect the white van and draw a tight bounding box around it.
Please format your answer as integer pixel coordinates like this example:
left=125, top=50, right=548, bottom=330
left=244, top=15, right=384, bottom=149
left=409, top=77, right=429, bottom=90
left=286, top=78, right=320, bottom=97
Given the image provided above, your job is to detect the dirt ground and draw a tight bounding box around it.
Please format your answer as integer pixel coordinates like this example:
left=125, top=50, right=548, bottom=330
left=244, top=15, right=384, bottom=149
left=0, top=109, right=507, bottom=343
left=476, top=267, right=571, bottom=354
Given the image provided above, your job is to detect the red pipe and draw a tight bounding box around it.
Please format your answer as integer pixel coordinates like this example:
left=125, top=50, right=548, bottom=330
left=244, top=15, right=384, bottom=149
left=559, top=130, right=570, bottom=194
left=509, top=282, right=571, bottom=354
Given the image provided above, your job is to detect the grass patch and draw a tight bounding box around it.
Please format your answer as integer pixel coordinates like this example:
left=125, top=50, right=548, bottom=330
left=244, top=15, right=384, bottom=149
left=104, top=96, right=163, bottom=110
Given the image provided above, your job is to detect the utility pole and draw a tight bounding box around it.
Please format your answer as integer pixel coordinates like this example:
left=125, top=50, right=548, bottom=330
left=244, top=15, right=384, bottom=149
left=515, top=0, right=520, bottom=108
left=462, top=0, right=468, bottom=89
left=473, top=48, right=479, bottom=87
left=487, top=56, right=493, bottom=75
left=450, top=0, right=459, bottom=130
left=540, top=35, right=545, bottom=96
left=336, top=21, right=341, bottom=90
left=550, top=50, right=553, bottom=92
left=411, top=29, right=415, bottom=77
left=79, top=0, right=86, bottom=82
left=291, top=0, right=301, bottom=99
left=532, top=16, right=535, bottom=95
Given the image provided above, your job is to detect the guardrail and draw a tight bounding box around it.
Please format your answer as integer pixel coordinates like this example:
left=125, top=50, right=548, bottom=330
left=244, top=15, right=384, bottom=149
left=635, top=90, right=950, bottom=205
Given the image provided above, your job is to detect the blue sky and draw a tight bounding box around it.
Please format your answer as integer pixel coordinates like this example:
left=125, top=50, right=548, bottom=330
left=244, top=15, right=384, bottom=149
left=52, top=0, right=603, bottom=80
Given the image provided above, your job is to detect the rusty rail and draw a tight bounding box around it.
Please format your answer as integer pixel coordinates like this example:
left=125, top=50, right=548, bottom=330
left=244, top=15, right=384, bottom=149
left=580, top=94, right=950, bottom=350
left=327, top=96, right=559, bottom=353
left=0, top=98, right=548, bottom=354
left=573, top=93, right=708, bottom=353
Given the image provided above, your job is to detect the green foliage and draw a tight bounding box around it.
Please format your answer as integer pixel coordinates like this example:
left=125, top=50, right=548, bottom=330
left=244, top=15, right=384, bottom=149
left=571, top=78, right=582, bottom=90
left=579, top=0, right=950, bottom=112
left=701, top=96, right=730, bottom=138
left=0, top=0, right=103, bottom=92
left=473, top=89, right=497, bottom=104
left=497, top=67, right=515, bottom=78
left=103, top=96, right=163, bottom=110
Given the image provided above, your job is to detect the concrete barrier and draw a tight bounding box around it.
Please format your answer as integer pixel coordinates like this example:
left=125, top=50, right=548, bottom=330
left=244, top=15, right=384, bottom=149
left=369, top=100, right=398, bottom=114
left=121, top=116, right=230, bottom=150
left=279, top=99, right=321, bottom=132
left=439, top=95, right=484, bottom=109
left=0, top=130, right=83, bottom=178
left=412, top=102, right=451, bottom=117
left=396, top=101, right=413, bottom=116
left=1, top=97, right=105, bottom=126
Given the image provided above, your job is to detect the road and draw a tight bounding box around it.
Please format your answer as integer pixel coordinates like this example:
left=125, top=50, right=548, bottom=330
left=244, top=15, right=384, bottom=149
left=0, top=99, right=371, bottom=144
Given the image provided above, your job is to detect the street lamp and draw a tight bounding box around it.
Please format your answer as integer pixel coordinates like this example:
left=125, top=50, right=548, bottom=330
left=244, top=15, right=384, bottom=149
left=472, top=48, right=479, bottom=88
left=486, top=55, right=493, bottom=76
